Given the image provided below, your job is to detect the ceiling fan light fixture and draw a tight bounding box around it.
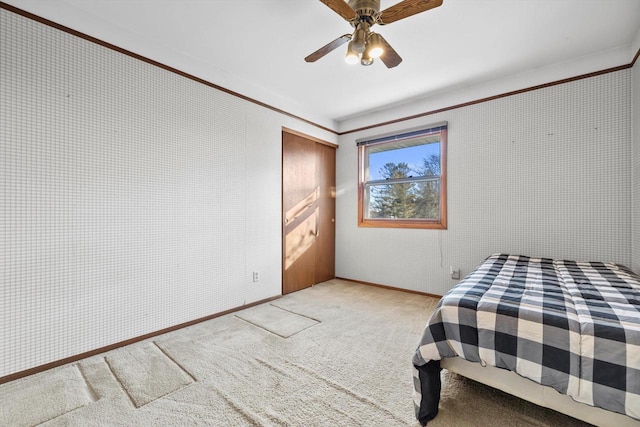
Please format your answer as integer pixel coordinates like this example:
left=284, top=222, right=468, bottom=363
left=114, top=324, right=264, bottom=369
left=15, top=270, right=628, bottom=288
left=309, top=0, right=441, bottom=68
left=351, top=26, right=367, bottom=53
left=367, top=33, right=384, bottom=58
left=345, top=41, right=360, bottom=64
left=361, top=51, right=374, bottom=66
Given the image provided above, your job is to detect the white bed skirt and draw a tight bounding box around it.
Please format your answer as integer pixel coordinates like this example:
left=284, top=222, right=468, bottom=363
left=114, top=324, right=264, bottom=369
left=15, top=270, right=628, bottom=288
left=441, top=357, right=640, bottom=427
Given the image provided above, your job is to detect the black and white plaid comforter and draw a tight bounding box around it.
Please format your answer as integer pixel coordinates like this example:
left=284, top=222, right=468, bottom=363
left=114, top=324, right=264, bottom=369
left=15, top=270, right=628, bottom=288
left=413, top=253, right=640, bottom=425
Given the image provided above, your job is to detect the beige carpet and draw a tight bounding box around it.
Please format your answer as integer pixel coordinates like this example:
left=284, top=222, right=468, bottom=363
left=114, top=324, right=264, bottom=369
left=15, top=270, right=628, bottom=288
left=234, top=304, right=320, bottom=338
left=0, top=364, right=96, bottom=426
left=104, top=342, right=195, bottom=408
left=0, top=279, right=592, bottom=426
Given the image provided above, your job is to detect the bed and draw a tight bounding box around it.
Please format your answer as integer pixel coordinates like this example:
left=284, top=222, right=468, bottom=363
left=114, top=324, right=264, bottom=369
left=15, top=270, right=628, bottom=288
left=412, top=253, right=640, bottom=426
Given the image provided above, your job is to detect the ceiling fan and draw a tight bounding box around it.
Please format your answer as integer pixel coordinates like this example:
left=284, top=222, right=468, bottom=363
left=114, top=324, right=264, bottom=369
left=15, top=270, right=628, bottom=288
left=305, top=0, right=443, bottom=68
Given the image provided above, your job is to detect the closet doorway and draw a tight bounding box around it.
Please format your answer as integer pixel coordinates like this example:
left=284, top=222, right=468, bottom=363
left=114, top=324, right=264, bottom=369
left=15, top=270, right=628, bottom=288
left=282, top=128, right=336, bottom=295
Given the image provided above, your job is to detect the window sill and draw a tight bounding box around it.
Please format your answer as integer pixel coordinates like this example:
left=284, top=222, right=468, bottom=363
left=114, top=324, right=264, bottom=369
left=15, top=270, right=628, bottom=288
left=358, top=218, right=447, bottom=229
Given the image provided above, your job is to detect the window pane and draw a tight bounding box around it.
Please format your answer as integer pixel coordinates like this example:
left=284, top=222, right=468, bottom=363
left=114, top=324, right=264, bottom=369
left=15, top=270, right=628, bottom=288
left=366, top=180, right=440, bottom=220
left=368, top=141, right=440, bottom=181
left=357, top=124, right=447, bottom=229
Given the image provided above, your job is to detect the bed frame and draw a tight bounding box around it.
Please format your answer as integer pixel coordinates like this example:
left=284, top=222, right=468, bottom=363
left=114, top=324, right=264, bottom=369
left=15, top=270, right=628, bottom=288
left=441, top=357, right=640, bottom=427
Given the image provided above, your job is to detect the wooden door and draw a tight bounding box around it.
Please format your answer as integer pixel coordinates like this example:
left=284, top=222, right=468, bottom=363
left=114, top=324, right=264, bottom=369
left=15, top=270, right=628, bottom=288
left=314, top=143, right=336, bottom=284
left=282, top=130, right=335, bottom=294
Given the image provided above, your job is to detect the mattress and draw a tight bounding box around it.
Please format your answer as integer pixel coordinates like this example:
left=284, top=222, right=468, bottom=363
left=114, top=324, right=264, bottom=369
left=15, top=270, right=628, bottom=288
left=412, top=253, right=640, bottom=425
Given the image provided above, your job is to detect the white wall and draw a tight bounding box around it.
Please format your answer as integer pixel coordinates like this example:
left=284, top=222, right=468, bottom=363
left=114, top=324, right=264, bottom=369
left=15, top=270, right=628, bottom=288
left=336, top=70, right=633, bottom=294
left=0, top=9, right=336, bottom=379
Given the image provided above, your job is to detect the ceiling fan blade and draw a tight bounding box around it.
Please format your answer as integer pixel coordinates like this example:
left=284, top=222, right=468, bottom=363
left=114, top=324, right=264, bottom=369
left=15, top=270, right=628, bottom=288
left=378, top=35, right=402, bottom=68
left=319, top=0, right=358, bottom=22
left=379, top=0, right=443, bottom=25
left=305, top=34, right=352, bottom=63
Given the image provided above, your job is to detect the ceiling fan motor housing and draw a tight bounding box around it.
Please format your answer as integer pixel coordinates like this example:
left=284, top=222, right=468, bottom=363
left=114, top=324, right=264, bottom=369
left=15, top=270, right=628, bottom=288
left=348, top=0, right=380, bottom=23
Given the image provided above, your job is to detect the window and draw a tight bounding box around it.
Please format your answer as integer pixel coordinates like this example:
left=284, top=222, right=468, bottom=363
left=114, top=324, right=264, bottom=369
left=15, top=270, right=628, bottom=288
left=358, top=123, right=447, bottom=229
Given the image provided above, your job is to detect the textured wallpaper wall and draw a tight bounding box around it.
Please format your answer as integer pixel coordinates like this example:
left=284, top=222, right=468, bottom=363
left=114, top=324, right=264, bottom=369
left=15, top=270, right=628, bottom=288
left=0, top=9, right=335, bottom=379
left=336, top=70, right=633, bottom=294
left=633, top=58, right=640, bottom=274
left=1, top=5, right=635, bottom=381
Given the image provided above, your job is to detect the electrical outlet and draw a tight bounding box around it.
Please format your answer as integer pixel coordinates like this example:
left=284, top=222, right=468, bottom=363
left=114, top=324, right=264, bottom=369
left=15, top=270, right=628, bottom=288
left=450, top=266, right=460, bottom=280
left=252, top=272, right=259, bottom=282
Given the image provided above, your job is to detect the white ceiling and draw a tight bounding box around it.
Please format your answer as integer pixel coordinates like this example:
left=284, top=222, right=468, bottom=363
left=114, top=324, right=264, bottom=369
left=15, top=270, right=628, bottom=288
left=4, top=0, right=640, bottom=131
